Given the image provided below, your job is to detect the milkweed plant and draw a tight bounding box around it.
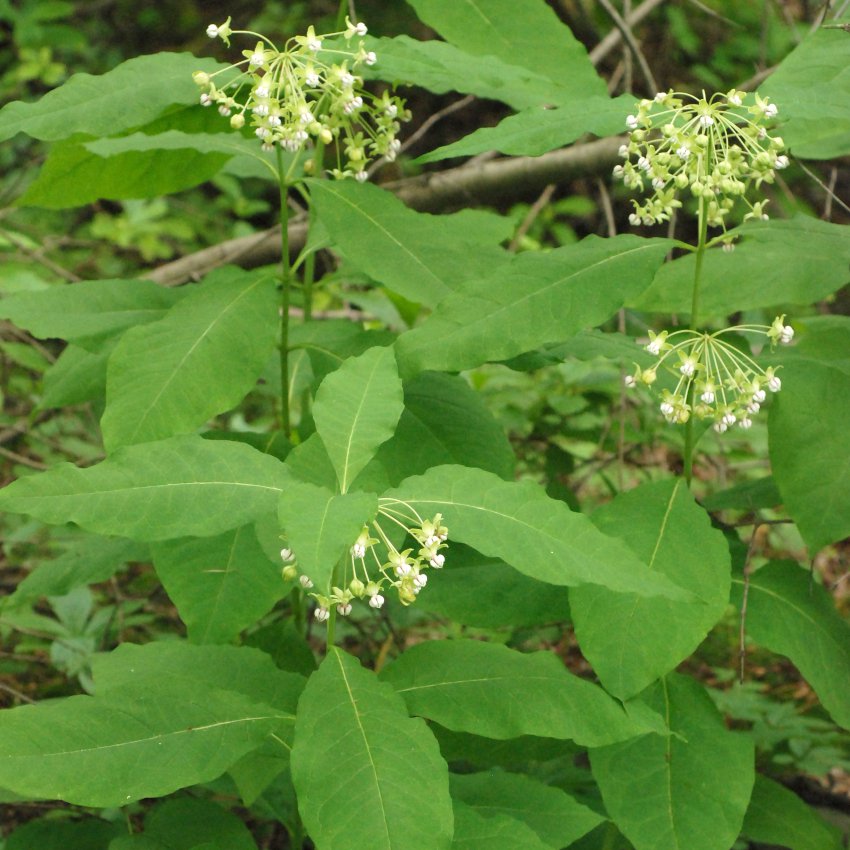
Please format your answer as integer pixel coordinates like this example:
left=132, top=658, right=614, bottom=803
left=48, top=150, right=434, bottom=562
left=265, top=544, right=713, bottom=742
left=0, top=4, right=847, bottom=850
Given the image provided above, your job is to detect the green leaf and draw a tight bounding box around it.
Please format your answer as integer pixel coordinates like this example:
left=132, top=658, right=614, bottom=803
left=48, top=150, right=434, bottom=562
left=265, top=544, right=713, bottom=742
left=422, top=555, right=570, bottom=628
left=633, top=218, right=850, bottom=316
left=362, top=35, right=566, bottom=110
left=101, top=268, right=278, bottom=451
left=769, top=358, right=850, bottom=553
left=278, top=480, right=377, bottom=592
left=19, top=141, right=231, bottom=208
left=0, top=53, right=225, bottom=142
left=6, top=818, right=123, bottom=850
left=313, top=345, right=404, bottom=493
left=419, top=96, right=630, bottom=162
left=571, top=479, right=731, bottom=699
left=93, top=641, right=305, bottom=713
left=385, top=465, right=690, bottom=599
left=701, top=476, right=781, bottom=512
left=283, top=433, right=339, bottom=490
left=405, top=0, right=606, bottom=100
left=0, top=278, right=185, bottom=347
left=134, top=797, right=259, bottom=850
left=741, top=774, right=842, bottom=850
left=760, top=24, right=850, bottom=158
left=450, top=770, right=604, bottom=848
left=291, top=648, right=453, bottom=850
left=380, top=639, right=662, bottom=747
left=7, top=534, right=147, bottom=607
left=451, top=801, right=551, bottom=850
left=151, top=526, right=288, bottom=644
left=308, top=179, right=511, bottom=307
left=731, top=561, right=850, bottom=731
left=590, top=674, right=754, bottom=850
left=369, top=372, right=515, bottom=486
left=0, top=435, right=287, bottom=541
left=0, top=681, right=290, bottom=807
left=40, top=342, right=111, bottom=408
left=394, top=235, right=673, bottom=377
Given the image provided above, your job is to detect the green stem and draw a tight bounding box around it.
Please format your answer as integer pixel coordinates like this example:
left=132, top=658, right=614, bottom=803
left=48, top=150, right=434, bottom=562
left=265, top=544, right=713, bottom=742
left=276, top=147, right=291, bottom=438
left=336, top=0, right=349, bottom=29
left=683, top=197, right=709, bottom=486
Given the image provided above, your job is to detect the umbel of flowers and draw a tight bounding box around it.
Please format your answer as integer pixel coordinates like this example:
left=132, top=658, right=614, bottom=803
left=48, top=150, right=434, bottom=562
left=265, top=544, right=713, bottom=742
left=614, top=89, right=787, bottom=228
left=280, top=500, right=448, bottom=623
left=625, top=316, right=793, bottom=432
left=194, top=16, right=410, bottom=180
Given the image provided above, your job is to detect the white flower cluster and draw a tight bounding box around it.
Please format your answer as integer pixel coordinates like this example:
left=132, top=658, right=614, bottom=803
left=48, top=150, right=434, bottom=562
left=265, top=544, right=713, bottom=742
left=194, top=16, right=410, bottom=179
left=625, top=315, right=793, bottom=431
left=280, top=501, right=448, bottom=623
left=614, top=89, right=787, bottom=228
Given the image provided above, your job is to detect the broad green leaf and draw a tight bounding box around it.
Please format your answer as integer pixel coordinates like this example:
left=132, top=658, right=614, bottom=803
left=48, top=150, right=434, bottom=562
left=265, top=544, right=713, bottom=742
left=101, top=268, right=278, bottom=451
left=760, top=22, right=850, bottom=158
left=450, top=770, right=604, bottom=848
left=380, top=639, right=662, bottom=746
left=151, top=526, right=288, bottom=644
left=278, top=480, right=377, bottom=592
left=291, top=648, right=453, bottom=850
left=435, top=727, right=580, bottom=771
left=701, top=476, right=781, bottom=512
left=0, top=681, right=290, bottom=807
left=451, top=801, right=551, bottom=850
left=634, top=218, right=850, bottom=316
left=19, top=141, right=231, bottom=208
left=0, top=278, right=185, bottom=347
left=135, top=797, right=259, bottom=850
left=6, top=534, right=147, bottom=607
left=6, top=818, right=122, bottom=850
left=93, top=641, right=304, bottom=719
left=362, top=35, right=565, bottom=110
left=590, top=674, right=754, bottom=850
left=369, top=372, right=515, bottom=486
left=0, top=435, right=287, bottom=541
left=731, top=561, right=850, bottom=731
left=394, top=235, right=673, bottom=377
left=243, top=619, right=317, bottom=678
left=40, top=342, right=111, bottom=408
left=283, top=432, right=339, bottom=490
left=313, top=345, right=404, bottom=492
left=419, top=96, right=630, bottom=162
left=308, top=179, right=511, bottom=307
left=571, top=479, right=730, bottom=699
left=422, top=556, right=570, bottom=628
left=405, top=0, right=606, bottom=100
left=741, top=774, right=842, bottom=850
left=385, top=465, right=690, bottom=599
left=288, top=319, right=396, bottom=387
left=769, top=358, right=850, bottom=553
left=0, top=53, right=225, bottom=142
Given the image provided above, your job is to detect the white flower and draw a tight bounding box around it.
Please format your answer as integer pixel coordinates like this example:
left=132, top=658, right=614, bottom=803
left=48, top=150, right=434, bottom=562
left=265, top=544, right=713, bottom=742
left=340, top=72, right=355, bottom=86
left=647, top=339, right=663, bottom=356
left=722, top=412, right=737, bottom=427
left=747, top=401, right=761, bottom=414
left=775, top=154, right=789, bottom=169
left=676, top=145, right=691, bottom=160
left=368, top=594, right=385, bottom=609
left=308, top=37, right=322, bottom=51
left=637, top=156, right=651, bottom=171
left=753, top=389, right=766, bottom=403
left=355, top=170, right=368, bottom=182
left=385, top=103, right=398, bottom=118
left=739, top=417, right=753, bottom=429
left=352, top=542, right=366, bottom=559
left=624, top=374, right=637, bottom=388
left=218, top=104, right=231, bottom=116
left=280, top=547, right=293, bottom=562
left=365, top=51, right=377, bottom=66
left=764, top=102, right=778, bottom=118
left=337, top=603, right=352, bottom=616
left=306, top=72, right=320, bottom=87
left=315, top=607, right=330, bottom=622
left=629, top=212, right=641, bottom=226
left=713, top=421, right=728, bottom=433
left=780, top=325, right=794, bottom=344
left=430, top=553, right=445, bottom=568
left=206, top=24, right=219, bottom=38
left=701, top=389, right=715, bottom=404
left=626, top=114, right=639, bottom=130
left=299, top=575, right=314, bottom=589
left=354, top=21, right=368, bottom=36
left=395, top=562, right=412, bottom=577
left=660, top=401, right=674, bottom=417
left=413, top=573, right=428, bottom=589
left=727, top=92, right=743, bottom=107
left=698, top=112, right=714, bottom=127
left=679, top=356, right=697, bottom=377
left=768, top=375, right=782, bottom=392
left=255, top=84, right=270, bottom=99
left=250, top=51, right=266, bottom=67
